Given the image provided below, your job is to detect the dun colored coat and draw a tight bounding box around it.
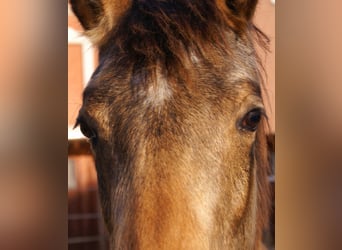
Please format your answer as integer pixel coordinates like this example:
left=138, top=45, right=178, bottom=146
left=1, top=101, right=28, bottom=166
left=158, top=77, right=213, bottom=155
left=71, top=0, right=271, bottom=249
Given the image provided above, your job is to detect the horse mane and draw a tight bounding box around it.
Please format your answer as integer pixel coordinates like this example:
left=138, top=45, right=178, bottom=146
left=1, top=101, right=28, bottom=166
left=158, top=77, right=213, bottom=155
left=254, top=120, right=271, bottom=248
left=96, top=0, right=271, bottom=245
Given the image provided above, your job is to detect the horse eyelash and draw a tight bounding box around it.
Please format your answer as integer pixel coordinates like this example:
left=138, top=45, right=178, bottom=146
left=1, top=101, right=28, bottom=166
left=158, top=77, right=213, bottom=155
left=73, top=118, right=81, bottom=129
left=260, top=110, right=268, bottom=121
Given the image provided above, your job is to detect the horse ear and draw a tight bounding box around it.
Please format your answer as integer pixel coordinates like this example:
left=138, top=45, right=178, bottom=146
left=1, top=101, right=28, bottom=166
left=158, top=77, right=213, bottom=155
left=70, top=0, right=104, bottom=30
left=225, top=0, right=258, bottom=21
left=70, top=0, right=131, bottom=45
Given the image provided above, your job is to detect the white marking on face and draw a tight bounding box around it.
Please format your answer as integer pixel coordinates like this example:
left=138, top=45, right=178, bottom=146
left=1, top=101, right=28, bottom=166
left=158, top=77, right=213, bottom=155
left=190, top=51, right=200, bottom=64
left=192, top=187, right=218, bottom=233
left=145, top=72, right=172, bottom=107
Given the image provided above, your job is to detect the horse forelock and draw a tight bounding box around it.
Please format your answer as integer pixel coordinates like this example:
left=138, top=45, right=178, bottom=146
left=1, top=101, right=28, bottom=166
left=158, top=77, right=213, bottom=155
left=95, top=0, right=268, bottom=89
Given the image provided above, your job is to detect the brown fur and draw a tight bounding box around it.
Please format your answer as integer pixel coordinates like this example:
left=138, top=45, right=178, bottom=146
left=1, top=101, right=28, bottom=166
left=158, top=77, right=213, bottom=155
left=71, top=0, right=271, bottom=249
left=70, top=0, right=132, bottom=45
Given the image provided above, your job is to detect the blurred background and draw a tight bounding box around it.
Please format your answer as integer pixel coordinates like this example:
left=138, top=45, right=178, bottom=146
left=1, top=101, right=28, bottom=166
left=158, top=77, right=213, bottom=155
left=68, top=6, right=108, bottom=250
left=1, top=0, right=342, bottom=250
left=0, top=2, right=67, bottom=250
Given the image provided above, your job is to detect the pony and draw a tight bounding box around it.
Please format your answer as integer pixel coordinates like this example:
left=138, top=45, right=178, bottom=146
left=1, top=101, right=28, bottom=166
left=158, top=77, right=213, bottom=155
left=71, top=0, right=271, bottom=249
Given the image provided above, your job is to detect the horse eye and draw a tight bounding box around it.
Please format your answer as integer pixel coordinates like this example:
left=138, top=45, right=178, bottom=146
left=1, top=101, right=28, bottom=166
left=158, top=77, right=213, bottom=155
left=239, top=108, right=263, bottom=132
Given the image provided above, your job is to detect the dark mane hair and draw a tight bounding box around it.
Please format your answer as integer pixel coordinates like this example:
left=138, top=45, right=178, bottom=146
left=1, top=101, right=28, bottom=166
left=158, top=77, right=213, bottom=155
left=98, top=0, right=269, bottom=89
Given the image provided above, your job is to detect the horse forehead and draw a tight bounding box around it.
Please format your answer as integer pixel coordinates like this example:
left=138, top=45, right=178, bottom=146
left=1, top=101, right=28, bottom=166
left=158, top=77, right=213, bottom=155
left=82, top=42, right=260, bottom=114
left=144, top=74, right=172, bottom=107
left=82, top=64, right=259, bottom=110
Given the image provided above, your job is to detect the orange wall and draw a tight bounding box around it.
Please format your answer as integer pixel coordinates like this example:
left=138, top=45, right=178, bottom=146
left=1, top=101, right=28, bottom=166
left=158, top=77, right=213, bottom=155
left=68, top=44, right=83, bottom=125
left=255, top=0, right=275, bottom=132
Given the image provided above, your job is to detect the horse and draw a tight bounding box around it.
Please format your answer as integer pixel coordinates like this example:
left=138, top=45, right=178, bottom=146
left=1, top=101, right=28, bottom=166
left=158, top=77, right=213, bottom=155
left=71, top=0, right=271, bottom=249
